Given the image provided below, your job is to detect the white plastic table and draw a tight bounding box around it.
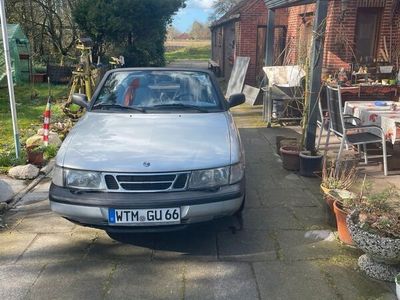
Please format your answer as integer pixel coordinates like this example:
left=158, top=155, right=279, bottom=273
left=344, top=101, right=400, bottom=144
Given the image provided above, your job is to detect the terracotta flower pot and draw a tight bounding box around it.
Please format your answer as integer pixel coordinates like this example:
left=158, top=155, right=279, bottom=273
left=280, top=146, right=300, bottom=171
left=276, top=136, right=297, bottom=155
left=325, top=193, right=335, bottom=212
left=321, top=184, right=335, bottom=225
left=324, top=194, right=337, bottom=228
left=321, top=184, right=335, bottom=209
left=320, top=184, right=330, bottom=195
left=333, top=200, right=353, bottom=245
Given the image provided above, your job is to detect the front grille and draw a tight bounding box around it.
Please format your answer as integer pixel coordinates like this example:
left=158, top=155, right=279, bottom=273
left=105, top=175, right=119, bottom=190
left=103, top=172, right=189, bottom=192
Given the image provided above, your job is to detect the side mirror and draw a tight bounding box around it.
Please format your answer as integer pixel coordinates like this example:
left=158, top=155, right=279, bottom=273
left=228, top=93, right=245, bottom=108
left=72, top=93, right=89, bottom=109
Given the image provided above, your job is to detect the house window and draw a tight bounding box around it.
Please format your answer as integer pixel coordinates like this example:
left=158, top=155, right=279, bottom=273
left=355, top=8, right=381, bottom=61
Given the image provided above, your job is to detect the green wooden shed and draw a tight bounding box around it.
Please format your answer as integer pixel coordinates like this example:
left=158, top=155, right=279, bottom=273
left=0, top=24, right=30, bottom=86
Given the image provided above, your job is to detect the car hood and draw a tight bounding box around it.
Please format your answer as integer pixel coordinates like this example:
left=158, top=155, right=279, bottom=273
left=57, top=112, right=233, bottom=172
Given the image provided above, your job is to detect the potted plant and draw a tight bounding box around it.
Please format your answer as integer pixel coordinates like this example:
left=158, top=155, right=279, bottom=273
left=330, top=189, right=357, bottom=245
left=296, top=56, right=323, bottom=177
left=43, top=144, right=59, bottom=161
left=346, top=184, right=400, bottom=281
left=26, top=145, right=46, bottom=166
left=321, top=159, right=358, bottom=207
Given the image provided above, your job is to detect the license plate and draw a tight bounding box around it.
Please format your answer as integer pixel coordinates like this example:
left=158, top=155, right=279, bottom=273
left=108, top=208, right=181, bottom=225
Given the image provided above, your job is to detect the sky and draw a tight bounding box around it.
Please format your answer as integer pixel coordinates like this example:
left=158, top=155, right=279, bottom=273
left=172, top=0, right=214, bottom=32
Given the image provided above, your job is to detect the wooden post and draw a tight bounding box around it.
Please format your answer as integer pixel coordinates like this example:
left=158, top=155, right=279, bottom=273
left=265, top=9, right=275, bottom=66
left=305, top=0, right=328, bottom=151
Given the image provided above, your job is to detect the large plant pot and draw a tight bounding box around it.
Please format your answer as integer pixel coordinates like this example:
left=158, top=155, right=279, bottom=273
left=333, top=200, right=353, bottom=245
left=280, top=146, right=300, bottom=171
left=347, top=211, right=400, bottom=282
left=321, top=184, right=336, bottom=226
left=27, top=150, right=44, bottom=166
left=299, top=151, right=323, bottom=177
left=320, top=184, right=330, bottom=195
left=321, top=185, right=334, bottom=209
left=276, top=136, right=297, bottom=155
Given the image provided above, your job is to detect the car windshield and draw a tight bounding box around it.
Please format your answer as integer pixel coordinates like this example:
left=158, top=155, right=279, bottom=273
left=93, top=70, right=222, bottom=112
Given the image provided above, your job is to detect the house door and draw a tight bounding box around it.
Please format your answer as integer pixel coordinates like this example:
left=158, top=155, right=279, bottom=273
left=223, top=22, right=236, bottom=80
left=256, top=25, right=267, bottom=84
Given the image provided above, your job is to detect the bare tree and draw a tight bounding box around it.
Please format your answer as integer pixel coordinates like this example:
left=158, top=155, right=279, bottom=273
left=167, top=25, right=182, bottom=40
left=189, top=21, right=210, bottom=40
left=209, top=0, right=242, bottom=22
left=6, top=0, right=78, bottom=64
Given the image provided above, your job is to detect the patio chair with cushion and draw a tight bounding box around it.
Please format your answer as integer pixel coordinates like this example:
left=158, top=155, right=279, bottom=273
left=262, top=65, right=306, bottom=126
left=325, top=85, right=388, bottom=176
left=316, top=86, right=358, bottom=151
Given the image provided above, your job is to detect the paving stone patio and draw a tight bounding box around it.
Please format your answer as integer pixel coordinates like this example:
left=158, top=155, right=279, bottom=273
left=0, top=105, right=397, bottom=299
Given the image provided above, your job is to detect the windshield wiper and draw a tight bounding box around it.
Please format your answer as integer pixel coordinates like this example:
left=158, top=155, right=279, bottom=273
left=92, top=103, right=146, bottom=113
left=148, top=104, right=209, bottom=113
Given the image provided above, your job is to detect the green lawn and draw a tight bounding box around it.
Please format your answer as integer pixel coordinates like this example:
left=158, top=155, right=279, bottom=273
left=165, top=45, right=211, bottom=62
left=0, top=83, right=69, bottom=170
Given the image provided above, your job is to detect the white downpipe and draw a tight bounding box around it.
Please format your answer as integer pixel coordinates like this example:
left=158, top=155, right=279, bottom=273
left=0, top=0, right=20, bottom=158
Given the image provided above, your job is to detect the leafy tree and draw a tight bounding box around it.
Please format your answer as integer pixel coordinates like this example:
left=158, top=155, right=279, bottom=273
left=73, top=0, right=186, bottom=67
left=209, top=0, right=242, bottom=22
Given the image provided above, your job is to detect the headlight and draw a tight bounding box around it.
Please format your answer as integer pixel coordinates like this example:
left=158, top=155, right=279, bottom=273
left=230, top=162, right=244, bottom=184
left=64, top=169, right=105, bottom=190
left=189, top=166, right=229, bottom=189
left=52, top=165, right=64, bottom=187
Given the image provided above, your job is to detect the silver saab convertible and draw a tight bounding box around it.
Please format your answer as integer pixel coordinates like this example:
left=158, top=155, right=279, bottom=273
left=49, top=68, right=246, bottom=231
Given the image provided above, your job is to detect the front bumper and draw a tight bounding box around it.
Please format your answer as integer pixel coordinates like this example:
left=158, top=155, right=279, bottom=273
left=49, top=181, right=245, bottom=229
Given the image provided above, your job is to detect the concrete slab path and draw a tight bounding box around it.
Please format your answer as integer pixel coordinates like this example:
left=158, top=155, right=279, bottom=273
left=0, top=105, right=396, bottom=300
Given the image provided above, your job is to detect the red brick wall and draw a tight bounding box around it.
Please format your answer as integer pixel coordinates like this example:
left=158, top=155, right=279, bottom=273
left=282, top=4, right=316, bottom=65
left=235, top=0, right=288, bottom=86
left=281, top=0, right=400, bottom=74
left=323, top=0, right=356, bottom=72
left=235, top=0, right=268, bottom=86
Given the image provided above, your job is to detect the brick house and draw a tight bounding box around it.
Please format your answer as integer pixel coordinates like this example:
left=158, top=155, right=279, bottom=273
left=276, top=0, right=400, bottom=74
left=210, top=0, right=288, bottom=86
left=211, top=0, right=400, bottom=86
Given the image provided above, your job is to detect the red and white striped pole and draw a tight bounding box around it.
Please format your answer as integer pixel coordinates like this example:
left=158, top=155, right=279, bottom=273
left=43, top=98, right=51, bottom=146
